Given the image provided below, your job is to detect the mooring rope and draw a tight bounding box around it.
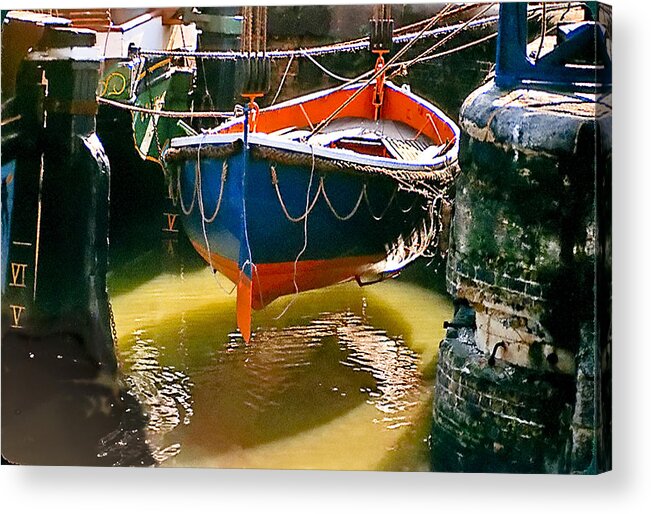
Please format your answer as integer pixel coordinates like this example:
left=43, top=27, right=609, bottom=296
left=97, top=96, right=233, bottom=118
left=272, top=144, right=317, bottom=321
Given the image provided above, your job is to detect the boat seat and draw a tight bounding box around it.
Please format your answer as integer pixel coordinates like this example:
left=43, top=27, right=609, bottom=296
left=382, top=137, right=431, bottom=162
left=309, top=127, right=369, bottom=147
left=416, top=144, right=447, bottom=162
left=270, top=126, right=298, bottom=136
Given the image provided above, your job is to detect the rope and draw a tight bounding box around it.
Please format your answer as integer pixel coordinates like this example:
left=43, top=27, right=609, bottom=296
left=301, top=52, right=354, bottom=83
left=272, top=166, right=420, bottom=224
left=133, top=3, right=571, bottom=62
left=195, top=139, right=236, bottom=295
left=272, top=144, right=317, bottom=321
left=271, top=54, right=294, bottom=105
left=399, top=195, right=418, bottom=214
left=364, top=185, right=398, bottom=221
left=241, top=6, right=252, bottom=54
left=321, top=179, right=366, bottom=221
left=393, top=31, right=497, bottom=67
left=270, top=165, right=321, bottom=222
left=535, top=2, right=548, bottom=62
left=177, top=163, right=197, bottom=215
left=135, top=13, right=499, bottom=60
left=307, top=3, right=456, bottom=139
left=143, top=57, right=165, bottom=162
left=293, top=146, right=316, bottom=296
left=201, top=160, right=228, bottom=223
left=252, top=145, right=457, bottom=196
left=98, top=96, right=233, bottom=118
left=389, top=3, right=495, bottom=79
left=393, top=3, right=478, bottom=36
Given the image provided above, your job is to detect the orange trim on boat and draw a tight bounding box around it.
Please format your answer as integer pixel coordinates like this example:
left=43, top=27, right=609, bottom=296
left=237, top=273, right=253, bottom=343
left=190, top=240, right=385, bottom=322
left=218, top=84, right=456, bottom=146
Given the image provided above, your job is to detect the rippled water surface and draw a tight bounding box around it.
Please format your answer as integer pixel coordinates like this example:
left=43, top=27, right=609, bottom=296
left=108, top=246, right=451, bottom=470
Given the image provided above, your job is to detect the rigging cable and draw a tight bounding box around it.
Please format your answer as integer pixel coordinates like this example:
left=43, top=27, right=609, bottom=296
left=307, top=3, right=457, bottom=138
left=388, top=3, right=495, bottom=79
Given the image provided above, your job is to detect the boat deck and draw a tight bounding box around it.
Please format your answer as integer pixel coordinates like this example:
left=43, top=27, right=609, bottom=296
left=273, top=117, right=445, bottom=163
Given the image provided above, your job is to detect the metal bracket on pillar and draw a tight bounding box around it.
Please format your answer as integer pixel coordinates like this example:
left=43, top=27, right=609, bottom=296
left=495, top=2, right=611, bottom=93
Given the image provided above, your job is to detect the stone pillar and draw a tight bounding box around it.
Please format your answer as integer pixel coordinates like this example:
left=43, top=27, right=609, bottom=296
left=431, top=82, right=611, bottom=473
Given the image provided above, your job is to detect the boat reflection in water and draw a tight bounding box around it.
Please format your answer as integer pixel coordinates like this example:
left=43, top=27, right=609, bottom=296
left=107, top=260, right=451, bottom=470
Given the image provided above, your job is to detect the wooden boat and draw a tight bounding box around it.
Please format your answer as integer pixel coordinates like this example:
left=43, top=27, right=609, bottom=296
left=163, top=78, right=460, bottom=341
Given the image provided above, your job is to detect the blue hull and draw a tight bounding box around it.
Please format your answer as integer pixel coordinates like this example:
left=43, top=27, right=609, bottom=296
left=169, top=138, right=447, bottom=311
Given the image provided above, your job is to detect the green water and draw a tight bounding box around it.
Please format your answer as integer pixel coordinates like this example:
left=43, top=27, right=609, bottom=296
left=107, top=243, right=451, bottom=470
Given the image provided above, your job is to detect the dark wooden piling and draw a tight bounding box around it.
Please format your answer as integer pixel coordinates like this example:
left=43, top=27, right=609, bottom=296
left=3, top=25, right=115, bottom=371
left=2, top=23, right=155, bottom=466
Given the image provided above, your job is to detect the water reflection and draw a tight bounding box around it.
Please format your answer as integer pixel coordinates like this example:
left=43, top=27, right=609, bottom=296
left=110, top=265, right=450, bottom=470
left=120, top=336, right=194, bottom=463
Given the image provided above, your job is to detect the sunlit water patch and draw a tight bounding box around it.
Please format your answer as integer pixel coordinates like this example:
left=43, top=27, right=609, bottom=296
left=109, top=266, right=451, bottom=470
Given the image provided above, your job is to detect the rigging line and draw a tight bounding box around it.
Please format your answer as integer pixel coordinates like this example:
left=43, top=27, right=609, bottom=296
left=273, top=144, right=317, bottom=321
left=241, top=6, right=251, bottom=54
left=535, top=2, right=548, bottom=63
left=393, top=31, right=497, bottom=67
left=389, top=3, right=560, bottom=45
left=97, top=97, right=233, bottom=118
left=307, top=3, right=456, bottom=139
left=393, top=3, right=479, bottom=35
left=196, top=139, right=237, bottom=295
left=98, top=10, right=113, bottom=78
left=261, top=5, right=268, bottom=55
left=271, top=54, right=294, bottom=105
left=142, top=57, right=164, bottom=162
left=301, top=52, right=354, bottom=83
left=393, top=14, right=499, bottom=44
left=135, top=12, right=499, bottom=60
left=200, top=50, right=215, bottom=111
left=392, top=3, right=495, bottom=76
